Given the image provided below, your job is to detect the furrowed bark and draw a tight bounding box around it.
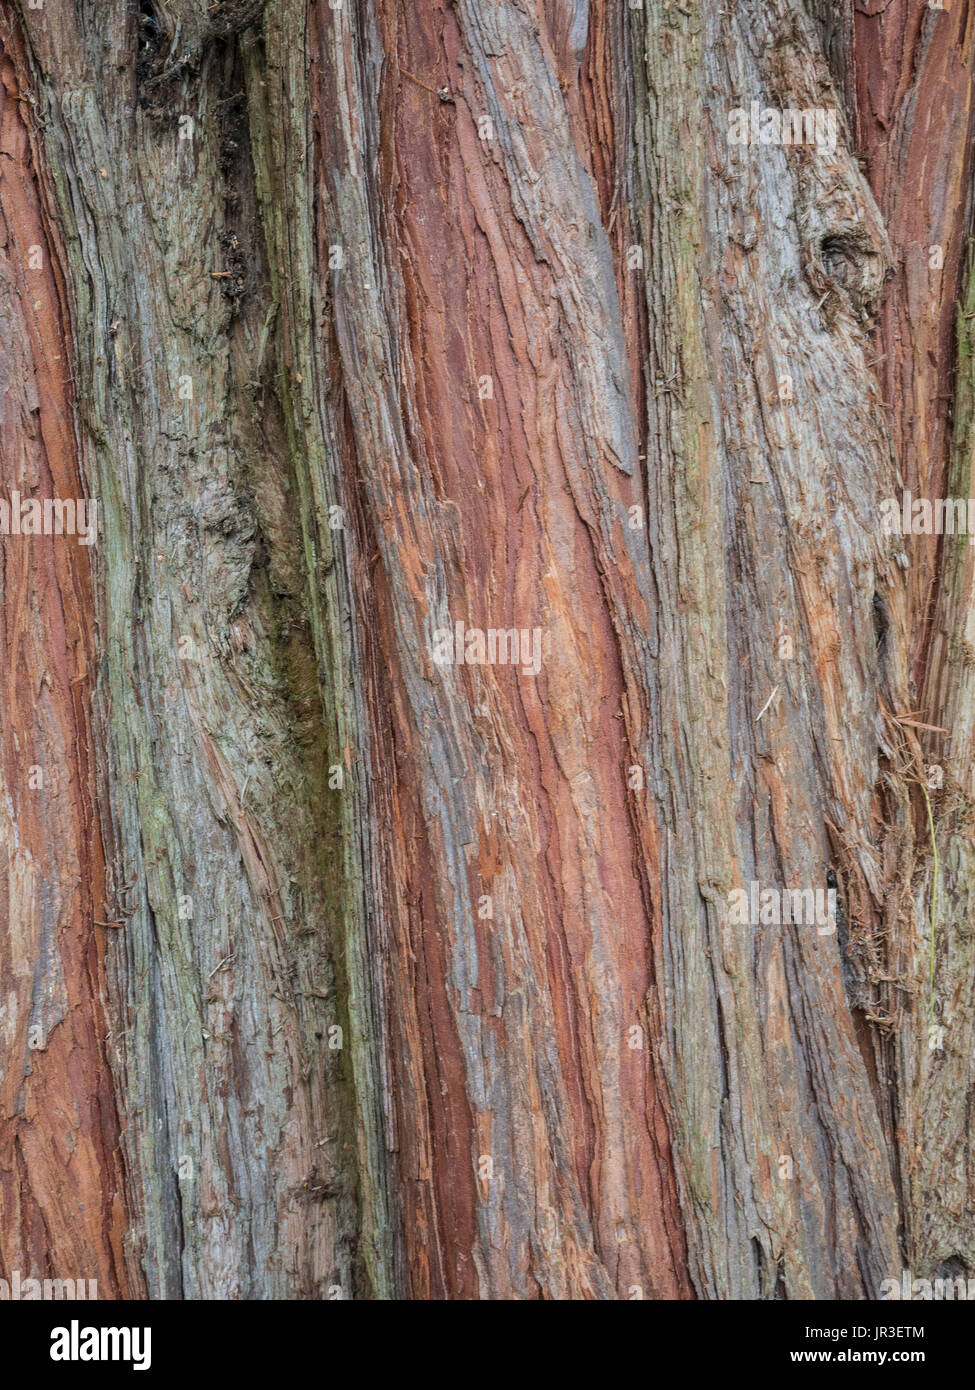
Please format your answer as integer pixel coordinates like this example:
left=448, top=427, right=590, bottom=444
left=3, top=0, right=389, bottom=1298
left=0, top=0, right=972, bottom=1302
left=899, top=239, right=975, bottom=1283
left=309, top=0, right=689, bottom=1299
left=628, top=0, right=913, bottom=1299
left=854, top=0, right=975, bottom=672
left=854, top=0, right=975, bottom=1282
left=0, top=26, right=128, bottom=1295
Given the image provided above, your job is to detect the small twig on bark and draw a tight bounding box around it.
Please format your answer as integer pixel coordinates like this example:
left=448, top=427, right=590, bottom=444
left=754, top=685, right=779, bottom=722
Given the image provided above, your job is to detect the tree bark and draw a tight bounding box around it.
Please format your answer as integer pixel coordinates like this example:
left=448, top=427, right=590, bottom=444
left=0, top=0, right=971, bottom=1300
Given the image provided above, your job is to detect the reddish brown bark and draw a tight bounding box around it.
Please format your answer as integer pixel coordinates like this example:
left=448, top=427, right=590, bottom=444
left=311, top=0, right=690, bottom=1299
left=0, top=34, right=129, bottom=1295
left=854, top=0, right=975, bottom=676
left=854, top=0, right=975, bottom=1279
left=0, top=0, right=972, bottom=1303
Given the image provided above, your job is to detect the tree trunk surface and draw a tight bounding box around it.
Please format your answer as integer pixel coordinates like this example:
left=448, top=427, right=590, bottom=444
left=0, top=0, right=972, bottom=1300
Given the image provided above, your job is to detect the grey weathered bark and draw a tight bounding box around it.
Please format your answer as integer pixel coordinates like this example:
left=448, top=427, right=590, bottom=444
left=0, top=0, right=972, bottom=1299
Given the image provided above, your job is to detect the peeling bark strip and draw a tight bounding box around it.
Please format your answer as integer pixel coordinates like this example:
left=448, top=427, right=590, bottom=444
left=2, top=0, right=390, bottom=1299
left=310, top=0, right=688, bottom=1299
left=0, top=29, right=128, bottom=1296
left=854, top=0, right=975, bottom=678
left=853, top=0, right=975, bottom=1282
left=0, top=0, right=972, bottom=1300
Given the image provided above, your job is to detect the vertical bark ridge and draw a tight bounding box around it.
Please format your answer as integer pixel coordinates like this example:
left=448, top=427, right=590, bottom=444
left=9, top=0, right=386, bottom=1298
left=0, top=19, right=129, bottom=1295
left=310, top=0, right=690, bottom=1297
left=854, top=0, right=975, bottom=1282
left=854, top=0, right=975, bottom=677
left=628, top=0, right=916, bottom=1296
